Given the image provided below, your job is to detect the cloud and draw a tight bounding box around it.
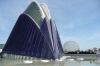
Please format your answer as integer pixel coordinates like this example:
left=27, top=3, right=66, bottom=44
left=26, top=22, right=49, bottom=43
left=0, top=0, right=100, bottom=49
left=44, top=0, right=100, bottom=31
left=68, top=24, right=74, bottom=28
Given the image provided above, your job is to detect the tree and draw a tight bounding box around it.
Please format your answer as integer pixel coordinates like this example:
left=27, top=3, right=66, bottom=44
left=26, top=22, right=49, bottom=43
left=93, top=47, right=97, bottom=51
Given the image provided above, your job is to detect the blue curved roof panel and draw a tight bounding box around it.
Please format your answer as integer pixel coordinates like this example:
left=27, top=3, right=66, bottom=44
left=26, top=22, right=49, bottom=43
left=2, top=14, right=64, bottom=60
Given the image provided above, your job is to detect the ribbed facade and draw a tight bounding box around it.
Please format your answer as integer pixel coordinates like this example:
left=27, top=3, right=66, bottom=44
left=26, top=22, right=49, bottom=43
left=63, top=40, right=80, bottom=52
left=2, top=1, right=64, bottom=60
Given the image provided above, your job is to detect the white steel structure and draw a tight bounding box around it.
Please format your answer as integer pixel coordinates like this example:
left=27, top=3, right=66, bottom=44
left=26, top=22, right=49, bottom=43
left=63, top=40, right=80, bottom=52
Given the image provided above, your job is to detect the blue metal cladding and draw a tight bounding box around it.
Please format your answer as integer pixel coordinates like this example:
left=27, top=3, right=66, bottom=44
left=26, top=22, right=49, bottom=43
left=56, top=26, right=64, bottom=57
left=40, top=18, right=64, bottom=59
left=40, top=18, right=53, bottom=51
left=57, top=28, right=64, bottom=57
left=2, top=14, right=56, bottom=59
left=2, top=13, right=64, bottom=60
left=50, top=19, right=64, bottom=58
left=50, top=19, right=59, bottom=59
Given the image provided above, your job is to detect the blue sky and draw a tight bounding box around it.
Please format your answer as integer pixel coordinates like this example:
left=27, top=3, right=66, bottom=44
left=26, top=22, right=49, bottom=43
left=0, top=0, right=100, bottom=50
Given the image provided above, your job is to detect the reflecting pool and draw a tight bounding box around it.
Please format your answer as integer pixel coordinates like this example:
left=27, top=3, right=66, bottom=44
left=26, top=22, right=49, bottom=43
left=0, top=58, right=100, bottom=66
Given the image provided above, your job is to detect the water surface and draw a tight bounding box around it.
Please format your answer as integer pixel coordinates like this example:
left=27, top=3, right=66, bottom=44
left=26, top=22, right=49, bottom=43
left=0, top=58, right=100, bottom=66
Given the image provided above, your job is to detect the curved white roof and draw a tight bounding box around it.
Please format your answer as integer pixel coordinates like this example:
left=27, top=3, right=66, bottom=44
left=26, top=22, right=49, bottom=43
left=24, top=0, right=46, bottom=27
left=40, top=3, right=51, bottom=20
left=33, top=1, right=45, bottom=19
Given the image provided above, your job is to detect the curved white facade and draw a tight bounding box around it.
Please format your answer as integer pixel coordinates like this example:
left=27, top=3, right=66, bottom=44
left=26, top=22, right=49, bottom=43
left=63, top=40, right=80, bottom=52
left=40, top=3, right=51, bottom=20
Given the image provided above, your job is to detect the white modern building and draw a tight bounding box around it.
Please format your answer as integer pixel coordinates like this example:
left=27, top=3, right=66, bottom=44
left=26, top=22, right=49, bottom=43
left=63, top=40, right=80, bottom=52
left=2, top=1, right=64, bottom=60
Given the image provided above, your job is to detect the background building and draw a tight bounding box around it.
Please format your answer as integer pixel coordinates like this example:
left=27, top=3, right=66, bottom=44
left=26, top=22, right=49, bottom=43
left=0, top=44, right=5, bottom=53
left=63, top=40, right=80, bottom=52
left=0, top=44, right=5, bottom=49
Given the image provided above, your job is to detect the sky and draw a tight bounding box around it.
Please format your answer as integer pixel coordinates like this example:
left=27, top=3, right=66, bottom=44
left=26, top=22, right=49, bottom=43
left=0, top=0, right=100, bottom=50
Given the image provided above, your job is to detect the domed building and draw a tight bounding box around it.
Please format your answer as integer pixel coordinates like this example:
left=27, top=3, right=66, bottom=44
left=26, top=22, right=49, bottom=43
left=63, top=40, right=80, bottom=52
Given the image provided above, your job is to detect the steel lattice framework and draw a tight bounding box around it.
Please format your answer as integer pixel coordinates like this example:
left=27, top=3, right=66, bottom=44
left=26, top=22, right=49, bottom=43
left=2, top=1, right=64, bottom=60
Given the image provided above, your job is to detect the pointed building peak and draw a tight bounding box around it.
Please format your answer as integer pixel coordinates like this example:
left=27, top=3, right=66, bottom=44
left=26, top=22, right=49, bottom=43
left=40, top=3, right=51, bottom=21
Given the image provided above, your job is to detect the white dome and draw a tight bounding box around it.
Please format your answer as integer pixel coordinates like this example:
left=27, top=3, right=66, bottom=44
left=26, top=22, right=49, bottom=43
left=63, top=40, right=80, bottom=52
